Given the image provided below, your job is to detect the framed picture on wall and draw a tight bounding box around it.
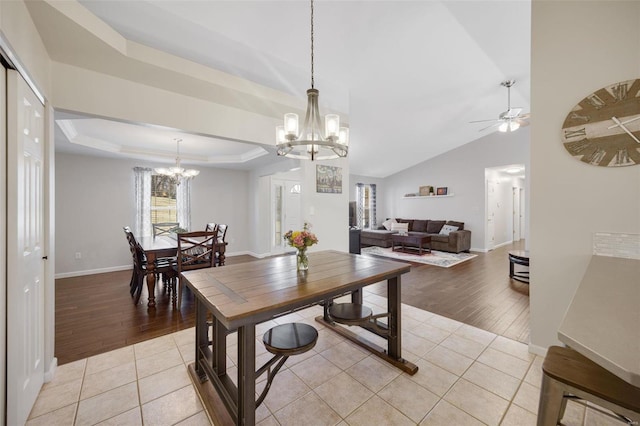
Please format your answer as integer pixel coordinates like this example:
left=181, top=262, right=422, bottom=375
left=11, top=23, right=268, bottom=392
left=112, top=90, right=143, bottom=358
left=436, top=187, right=448, bottom=196
left=316, top=165, right=342, bottom=194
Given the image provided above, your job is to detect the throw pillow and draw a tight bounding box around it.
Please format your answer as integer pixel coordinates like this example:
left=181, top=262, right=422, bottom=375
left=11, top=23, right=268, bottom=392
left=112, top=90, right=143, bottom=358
left=391, top=222, right=409, bottom=233
left=427, top=220, right=446, bottom=233
left=439, top=224, right=459, bottom=235
left=382, top=218, right=397, bottom=230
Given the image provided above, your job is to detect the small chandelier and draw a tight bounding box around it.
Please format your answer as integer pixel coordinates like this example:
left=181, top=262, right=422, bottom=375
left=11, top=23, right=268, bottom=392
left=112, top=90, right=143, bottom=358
left=154, top=138, right=199, bottom=185
left=276, top=0, right=349, bottom=161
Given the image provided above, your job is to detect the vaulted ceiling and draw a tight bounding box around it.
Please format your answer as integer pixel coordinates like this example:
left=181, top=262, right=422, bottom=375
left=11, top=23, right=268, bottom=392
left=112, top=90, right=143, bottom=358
left=29, top=0, right=531, bottom=177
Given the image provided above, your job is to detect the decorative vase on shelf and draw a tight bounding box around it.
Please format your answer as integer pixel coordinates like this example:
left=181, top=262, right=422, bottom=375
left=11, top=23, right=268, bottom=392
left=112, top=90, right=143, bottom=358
left=296, top=248, right=309, bottom=271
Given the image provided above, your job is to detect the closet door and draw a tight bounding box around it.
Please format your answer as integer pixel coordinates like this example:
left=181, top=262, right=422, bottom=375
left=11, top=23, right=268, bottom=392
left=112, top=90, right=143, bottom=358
left=7, top=69, right=45, bottom=426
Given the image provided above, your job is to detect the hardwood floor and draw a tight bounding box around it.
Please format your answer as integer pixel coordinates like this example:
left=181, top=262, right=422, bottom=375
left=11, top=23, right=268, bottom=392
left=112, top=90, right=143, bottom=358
left=55, top=241, right=529, bottom=365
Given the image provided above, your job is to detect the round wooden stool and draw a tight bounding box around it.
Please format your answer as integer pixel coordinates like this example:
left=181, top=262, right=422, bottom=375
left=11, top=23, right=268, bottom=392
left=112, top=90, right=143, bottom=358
left=263, top=323, right=318, bottom=355
left=256, top=323, right=318, bottom=407
left=328, top=303, right=373, bottom=326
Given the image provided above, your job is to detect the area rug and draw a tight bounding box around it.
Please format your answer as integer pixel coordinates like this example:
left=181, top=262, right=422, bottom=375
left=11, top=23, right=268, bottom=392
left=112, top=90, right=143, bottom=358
left=361, top=246, right=477, bottom=268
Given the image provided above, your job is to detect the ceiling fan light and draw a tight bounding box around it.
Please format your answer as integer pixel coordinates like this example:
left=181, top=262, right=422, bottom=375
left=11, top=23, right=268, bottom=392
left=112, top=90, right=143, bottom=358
left=498, top=122, right=509, bottom=132
left=510, top=121, right=520, bottom=132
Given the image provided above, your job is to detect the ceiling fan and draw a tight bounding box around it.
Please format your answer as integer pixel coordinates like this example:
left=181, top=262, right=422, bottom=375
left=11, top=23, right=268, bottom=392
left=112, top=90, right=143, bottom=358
left=470, top=80, right=530, bottom=132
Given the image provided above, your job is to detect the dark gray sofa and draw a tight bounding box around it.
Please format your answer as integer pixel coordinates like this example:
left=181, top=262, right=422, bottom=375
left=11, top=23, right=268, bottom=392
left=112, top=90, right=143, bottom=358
left=360, top=219, right=471, bottom=253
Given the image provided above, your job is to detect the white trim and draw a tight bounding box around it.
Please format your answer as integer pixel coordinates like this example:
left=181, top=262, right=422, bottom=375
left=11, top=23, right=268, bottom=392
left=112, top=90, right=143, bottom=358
left=43, top=358, right=57, bottom=383
left=55, top=265, right=132, bottom=279
left=471, top=247, right=488, bottom=253
left=528, top=343, right=548, bottom=357
left=494, top=240, right=514, bottom=249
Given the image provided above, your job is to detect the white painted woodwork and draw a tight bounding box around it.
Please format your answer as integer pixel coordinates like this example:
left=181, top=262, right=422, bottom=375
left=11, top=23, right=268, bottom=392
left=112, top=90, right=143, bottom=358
left=7, top=70, right=45, bottom=426
left=0, top=62, right=6, bottom=426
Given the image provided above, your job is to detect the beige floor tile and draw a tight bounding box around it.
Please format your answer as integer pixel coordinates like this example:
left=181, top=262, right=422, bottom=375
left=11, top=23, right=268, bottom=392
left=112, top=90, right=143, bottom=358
left=297, top=304, right=324, bottom=319
left=402, top=330, right=438, bottom=357
left=378, top=375, right=440, bottom=423
left=427, top=314, right=464, bottom=333
left=76, top=382, right=139, bottom=425
left=178, top=342, right=196, bottom=365
left=282, top=346, right=318, bottom=368
left=454, top=324, right=497, bottom=346
left=320, top=341, right=368, bottom=370
left=138, top=364, right=192, bottom=404
left=26, top=403, right=76, bottom=426
left=402, top=304, right=435, bottom=322
left=408, top=358, right=458, bottom=397
left=423, top=345, right=474, bottom=376
left=85, top=346, right=135, bottom=376
left=501, top=403, right=537, bottom=426
left=95, top=407, right=142, bottom=425
left=420, top=400, right=485, bottom=425
left=440, top=334, right=488, bottom=359
left=273, top=311, right=306, bottom=325
left=273, top=391, right=341, bottom=426
left=255, top=319, right=279, bottom=335
left=141, top=385, right=203, bottom=425
left=584, top=407, right=624, bottom=426
left=444, top=379, right=509, bottom=426
left=314, top=371, right=374, bottom=418
left=523, top=356, right=544, bottom=387
left=408, top=322, right=452, bottom=344
left=559, top=400, right=586, bottom=426
left=290, top=353, right=343, bottom=389
left=42, top=359, right=86, bottom=390
left=489, top=336, right=535, bottom=362
left=346, top=395, right=414, bottom=426
left=136, top=347, right=184, bottom=379
left=29, top=379, right=82, bottom=419
left=401, top=315, right=423, bottom=331
left=172, top=327, right=196, bottom=348
left=134, top=335, right=176, bottom=360
left=462, top=361, right=521, bottom=400
left=512, top=381, right=540, bottom=415
left=257, top=415, right=279, bottom=426
left=477, top=347, right=531, bottom=379
left=175, top=410, right=213, bottom=426
left=81, top=361, right=137, bottom=400
left=313, top=328, right=346, bottom=352
left=258, top=369, right=311, bottom=413
left=345, top=355, right=401, bottom=392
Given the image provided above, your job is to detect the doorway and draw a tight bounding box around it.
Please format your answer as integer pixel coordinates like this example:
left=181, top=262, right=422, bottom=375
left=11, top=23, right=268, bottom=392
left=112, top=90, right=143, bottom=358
left=271, top=179, right=301, bottom=254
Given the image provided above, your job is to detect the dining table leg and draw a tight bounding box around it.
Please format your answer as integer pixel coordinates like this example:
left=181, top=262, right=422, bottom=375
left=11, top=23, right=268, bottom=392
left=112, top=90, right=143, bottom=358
left=146, top=252, right=157, bottom=307
left=237, top=324, right=256, bottom=426
left=387, top=276, right=401, bottom=359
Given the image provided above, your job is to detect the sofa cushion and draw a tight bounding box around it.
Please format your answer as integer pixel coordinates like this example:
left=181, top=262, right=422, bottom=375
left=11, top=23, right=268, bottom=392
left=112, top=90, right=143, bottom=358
left=446, top=220, right=465, bottom=230
left=382, top=218, right=397, bottom=230
left=439, top=224, right=459, bottom=235
left=430, top=234, right=450, bottom=243
left=396, top=219, right=414, bottom=231
left=426, top=220, right=446, bottom=233
left=390, top=222, right=409, bottom=233
left=412, top=220, right=428, bottom=232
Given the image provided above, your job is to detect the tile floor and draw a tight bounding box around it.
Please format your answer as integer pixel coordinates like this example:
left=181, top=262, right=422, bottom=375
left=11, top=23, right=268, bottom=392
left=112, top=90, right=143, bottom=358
left=29, top=292, right=622, bottom=425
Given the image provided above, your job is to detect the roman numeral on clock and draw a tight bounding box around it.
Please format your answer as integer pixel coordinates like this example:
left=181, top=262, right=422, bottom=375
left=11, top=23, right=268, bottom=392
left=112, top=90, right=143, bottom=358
left=564, top=128, right=586, bottom=139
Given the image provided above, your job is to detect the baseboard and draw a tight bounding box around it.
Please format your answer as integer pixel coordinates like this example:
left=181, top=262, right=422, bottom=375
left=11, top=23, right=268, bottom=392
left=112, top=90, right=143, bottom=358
left=470, top=247, right=487, bottom=253
left=494, top=240, right=514, bottom=249
left=44, top=357, right=58, bottom=383
left=54, top=252, right=262, bottom=279
left=528, top=343, right=548, bottom=357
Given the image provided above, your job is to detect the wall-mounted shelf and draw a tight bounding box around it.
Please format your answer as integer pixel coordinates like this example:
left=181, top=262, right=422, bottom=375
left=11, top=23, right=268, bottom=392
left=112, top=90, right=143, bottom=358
left=402, top=194, right=454, bottom=199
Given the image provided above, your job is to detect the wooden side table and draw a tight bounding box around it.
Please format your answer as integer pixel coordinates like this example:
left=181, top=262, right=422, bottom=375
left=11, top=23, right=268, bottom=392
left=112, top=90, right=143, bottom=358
left=508, top=250, right=529, bottom=283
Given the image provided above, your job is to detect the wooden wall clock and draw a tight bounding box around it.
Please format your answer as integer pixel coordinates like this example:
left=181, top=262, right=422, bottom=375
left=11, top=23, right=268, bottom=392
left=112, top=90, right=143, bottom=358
left=561, top=78, right=640, bottom=167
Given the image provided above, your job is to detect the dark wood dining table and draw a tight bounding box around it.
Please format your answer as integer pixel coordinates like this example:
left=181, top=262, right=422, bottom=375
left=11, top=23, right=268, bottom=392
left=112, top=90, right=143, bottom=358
left=181, top=250, right=415, bottom=426
left=138, top=235, right=227, bottom=307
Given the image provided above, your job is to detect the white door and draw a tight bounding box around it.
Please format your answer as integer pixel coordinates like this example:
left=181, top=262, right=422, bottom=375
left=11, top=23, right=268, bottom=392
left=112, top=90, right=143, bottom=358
left=486, top=180, right=497, bottom=250
left=284, top=181, right=301, bottom=234
left=7, top=70, right=45, bottom=426
left=519, top=188, right=526, bottom=242
left=512, top=187, right=520, bottom=241
left=271, top=180, right=301, bottom=254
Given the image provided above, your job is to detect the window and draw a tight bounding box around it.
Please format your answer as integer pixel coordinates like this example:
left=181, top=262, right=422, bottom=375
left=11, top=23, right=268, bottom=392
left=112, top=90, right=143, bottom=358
left=151, top=175, right=177, bottom=223
left=355, top=183, right=377, bottom=229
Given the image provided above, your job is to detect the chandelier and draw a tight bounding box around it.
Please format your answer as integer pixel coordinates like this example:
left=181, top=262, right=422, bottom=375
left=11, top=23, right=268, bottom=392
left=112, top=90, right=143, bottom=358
left=154, top=138, right=199, bottom=185
left=276, top=0, right=349, bottom=161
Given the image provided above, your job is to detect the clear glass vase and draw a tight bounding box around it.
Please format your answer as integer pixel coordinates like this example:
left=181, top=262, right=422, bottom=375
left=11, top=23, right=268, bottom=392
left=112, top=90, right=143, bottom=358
left=296, top=248, right=309, bottom=271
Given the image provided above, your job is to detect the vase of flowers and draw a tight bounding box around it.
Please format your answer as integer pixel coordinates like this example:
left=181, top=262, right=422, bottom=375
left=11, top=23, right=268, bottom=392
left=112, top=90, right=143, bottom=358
left=284, top=222, right=318, bottom=271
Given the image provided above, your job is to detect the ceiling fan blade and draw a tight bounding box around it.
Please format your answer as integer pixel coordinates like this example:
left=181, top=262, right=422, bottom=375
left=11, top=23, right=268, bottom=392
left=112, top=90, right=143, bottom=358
left=469, top=118, right=499, bottom=124
left=518, top=113, right=531, bottom=120
left=515, top=119, right=530, bottom=127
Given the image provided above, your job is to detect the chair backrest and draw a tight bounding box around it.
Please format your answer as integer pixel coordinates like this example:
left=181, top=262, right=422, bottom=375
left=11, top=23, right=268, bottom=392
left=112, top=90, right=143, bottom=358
left=123, top=226, right=147, bottom=270
left=205, top=223, right=218, bottom=234
left=177, top=231, right=216, bottom=272
left=216, top=224, right=228, bottom=243
left=152, top=222, right=180, bottom=237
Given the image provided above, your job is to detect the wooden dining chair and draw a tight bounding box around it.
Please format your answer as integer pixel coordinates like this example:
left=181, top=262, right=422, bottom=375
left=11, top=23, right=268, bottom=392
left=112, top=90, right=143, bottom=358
left=123, top=226, right=138, bottom=296
left=205, top=222, right=218, bottom=234
left=171, top=231, right=217, bottom=309
left=215, top=224, right=228, bottom=266
left=152, top=222, right=180, bottom=237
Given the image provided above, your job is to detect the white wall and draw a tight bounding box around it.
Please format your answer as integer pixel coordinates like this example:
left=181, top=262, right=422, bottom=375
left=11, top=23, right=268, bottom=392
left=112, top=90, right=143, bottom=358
left=383, top=128, right=529, bottom=251
left=55, top=152, right=251, bottom=276
left=529, top=1, right=640, bottom=351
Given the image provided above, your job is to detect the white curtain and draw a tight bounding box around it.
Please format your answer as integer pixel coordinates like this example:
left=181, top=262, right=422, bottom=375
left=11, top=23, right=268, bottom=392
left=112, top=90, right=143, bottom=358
left=355, top=183, right=365, bottom=229
left=177, top=178, right=192, bottom=231
left=134, top=167, right=152, bottom=237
